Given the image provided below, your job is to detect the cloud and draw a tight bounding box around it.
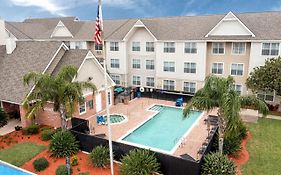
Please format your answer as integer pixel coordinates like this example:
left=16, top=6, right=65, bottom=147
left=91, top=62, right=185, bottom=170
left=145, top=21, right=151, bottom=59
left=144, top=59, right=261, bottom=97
left=184, top=11, right=198, bottom=16
left=9, top=0, right=66, bottom=16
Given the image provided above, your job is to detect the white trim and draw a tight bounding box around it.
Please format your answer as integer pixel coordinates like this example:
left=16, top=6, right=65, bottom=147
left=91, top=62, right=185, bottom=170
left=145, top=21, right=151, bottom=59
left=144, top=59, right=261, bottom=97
left=123, top=20, right=157, bottom=41
left=79, top=101, right=87, bottom=115
left=211, top=62, right=224, bottom=75
left=183, top=62, right=197, bottom=74
left=132, top=75, right=141, bottom=86
left=205, top=11, right=255, bottom=37
left=230, top=63, right=244, bottom=76
left=0, top=160, right=36, bottom=175
left=162, top=79, right=176, bottom=91
left=0, top=99, right=21, bottom=105
left=0, top=101, right=3, bottom=108
left=50, top=20, right=74, bottom=38
left=260, top=42, right=280, bottom=56
left=163, top=60, right=176, bottom=73
left=182, top=81, right=197, bottom=93
left=231, top=42, right=247, bottom=55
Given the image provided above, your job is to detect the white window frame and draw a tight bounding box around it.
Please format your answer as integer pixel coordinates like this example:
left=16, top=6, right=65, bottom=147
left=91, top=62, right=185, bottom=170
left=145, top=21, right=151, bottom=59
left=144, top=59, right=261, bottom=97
left=232, top=42, right=246, bottom=55
left=110, top=59, right=120, bottom=68
left=211, top=62, right=224, bottom=75
left=146, top=60, right=155, bottom=70
left=132, top=59, right=141, bottom=69
left=95, top=43, right=103, bottom=51
left=230, top=63, right=244, bottom=76
left=261, top=43, right=279, bottom=56
left=232, top=84, right=243, bottom=95
left=110, top=42, right=119, bottom=51
left=184, top=42, right=197, bottom=54
left=132, top=75, right=141, bottom=86
left=79, top=102, right=87, bottom=115
left=212, top=42, right=225, bottom=55
left=257, top=91, right=275, bottom=102
left=111, top=75, right=121, bottom=85
left=164, top=42, right=175, bottom=53
left=163, top=61, right=175, bottom=72
left=184, top=62, right=196, bottom=74
left=146, top=77, right=155, bottom=87
left=163, top=80, right=175, bottom=91
left=183, top=82, right=196, bottom=94
left=146, top=42, right=154, bottom=52
left=132, top=41, right=140, bottom=51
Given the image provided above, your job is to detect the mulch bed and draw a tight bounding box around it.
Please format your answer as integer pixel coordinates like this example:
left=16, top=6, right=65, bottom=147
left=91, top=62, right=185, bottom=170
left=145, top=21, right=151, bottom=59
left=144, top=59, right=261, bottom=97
left=228, top=132, right=251, bottom=175
left=0, top=129, right=119, bottom=175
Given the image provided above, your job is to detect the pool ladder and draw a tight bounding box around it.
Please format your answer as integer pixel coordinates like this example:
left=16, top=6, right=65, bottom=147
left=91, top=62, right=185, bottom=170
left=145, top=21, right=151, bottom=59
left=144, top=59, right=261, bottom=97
left=150, top=105, right=164, bottom=111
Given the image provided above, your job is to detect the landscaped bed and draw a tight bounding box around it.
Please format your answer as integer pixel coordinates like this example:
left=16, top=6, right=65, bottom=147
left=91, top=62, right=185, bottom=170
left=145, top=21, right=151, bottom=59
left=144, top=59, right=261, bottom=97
left=0, top=128, right=120, bottom=175
left=241, top=118, right=281, bottom=175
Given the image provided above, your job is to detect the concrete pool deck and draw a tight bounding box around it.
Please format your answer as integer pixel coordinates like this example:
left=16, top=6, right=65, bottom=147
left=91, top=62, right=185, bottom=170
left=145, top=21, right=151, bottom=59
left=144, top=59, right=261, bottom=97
left=82, top=97, right=214, bottom=160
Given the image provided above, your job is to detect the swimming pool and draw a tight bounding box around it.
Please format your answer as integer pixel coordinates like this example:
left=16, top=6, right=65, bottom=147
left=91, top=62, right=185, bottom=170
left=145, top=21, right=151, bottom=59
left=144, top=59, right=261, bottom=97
left=0, top=160, right=35, bottom=175
left=120, top=105, right=203, bottom=154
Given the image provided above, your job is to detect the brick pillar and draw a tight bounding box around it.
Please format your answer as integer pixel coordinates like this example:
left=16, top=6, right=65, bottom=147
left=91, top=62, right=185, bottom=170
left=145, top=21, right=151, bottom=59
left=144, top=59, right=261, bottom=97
left=19, top=105, right=32, bottom=127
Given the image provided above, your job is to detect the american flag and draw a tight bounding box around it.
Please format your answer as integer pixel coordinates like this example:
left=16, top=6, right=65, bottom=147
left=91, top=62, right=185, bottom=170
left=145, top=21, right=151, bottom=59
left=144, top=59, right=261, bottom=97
left=94, top=0, right=103, bottom=45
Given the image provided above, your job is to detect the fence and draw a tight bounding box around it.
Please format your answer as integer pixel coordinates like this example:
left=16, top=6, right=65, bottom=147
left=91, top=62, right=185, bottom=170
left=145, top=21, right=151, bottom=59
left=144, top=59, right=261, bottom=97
left=70, top=118, right=217, bottom=175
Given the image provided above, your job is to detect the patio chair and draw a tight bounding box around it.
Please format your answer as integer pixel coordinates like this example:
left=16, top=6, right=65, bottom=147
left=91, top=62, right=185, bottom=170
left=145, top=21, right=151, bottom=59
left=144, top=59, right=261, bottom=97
left=175, top=98, right=183, bottom=107
left=96, top=115, right=106, bottom=125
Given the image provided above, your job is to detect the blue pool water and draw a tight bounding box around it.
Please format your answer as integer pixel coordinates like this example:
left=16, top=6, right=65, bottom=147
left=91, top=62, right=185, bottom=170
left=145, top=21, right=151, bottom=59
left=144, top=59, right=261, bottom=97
left=0, top=161, right=34, bottom=175
left=122, top=105, right=202, bottom=152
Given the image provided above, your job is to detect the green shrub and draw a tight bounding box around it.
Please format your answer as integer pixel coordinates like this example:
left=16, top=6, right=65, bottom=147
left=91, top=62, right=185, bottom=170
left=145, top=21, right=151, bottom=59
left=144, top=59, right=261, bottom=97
left=71, top=155, right=78, bottom=166
left=56, top=165, right=72, bottom=175
left=41, top=129, right=55, bottom=141
left=201, top=152, right=236, bottom=175
left=33, top=157, right=49, bottom=172
left=78, top=172, right=90, bottom=175
left=0, top=108, right=8, bottom=127
left=22, top=124, right=40, bottom=135
left=89, top=145, right=110, bottom=167
left=120, top=149, right=160, bottom=175
left=49, top=130, right=79, bottom=158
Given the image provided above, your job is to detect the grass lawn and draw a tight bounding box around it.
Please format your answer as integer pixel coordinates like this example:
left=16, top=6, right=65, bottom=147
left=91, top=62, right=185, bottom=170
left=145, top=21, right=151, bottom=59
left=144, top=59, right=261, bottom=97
left=0, top=142, right=46, bottom=166
left=241, top=118, right=281, bottom=175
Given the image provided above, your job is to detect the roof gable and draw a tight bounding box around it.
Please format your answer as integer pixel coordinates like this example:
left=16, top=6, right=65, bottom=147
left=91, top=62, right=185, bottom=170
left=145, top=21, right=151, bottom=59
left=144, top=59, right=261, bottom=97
left=51, top=21, right=73, bottom=38
left=205, top=12, right=255, bottom=37
left=123, top=20, right=157, bottom=41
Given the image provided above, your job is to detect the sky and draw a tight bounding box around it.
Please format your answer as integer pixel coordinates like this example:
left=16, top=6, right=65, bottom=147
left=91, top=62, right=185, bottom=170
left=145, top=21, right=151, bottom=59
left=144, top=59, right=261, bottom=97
left=1, top=0, right=281, bottom=21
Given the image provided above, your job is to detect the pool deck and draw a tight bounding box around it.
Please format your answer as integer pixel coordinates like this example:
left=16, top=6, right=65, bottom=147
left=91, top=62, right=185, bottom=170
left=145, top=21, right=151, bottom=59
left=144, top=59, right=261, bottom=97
left=83, top=97, right=214, bottom=160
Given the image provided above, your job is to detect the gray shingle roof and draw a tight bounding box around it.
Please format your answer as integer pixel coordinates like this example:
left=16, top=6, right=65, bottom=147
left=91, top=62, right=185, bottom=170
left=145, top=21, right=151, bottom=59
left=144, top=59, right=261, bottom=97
left=5, top=11, right=281, bottom=41
left=0, top=41, right=62, bottom=104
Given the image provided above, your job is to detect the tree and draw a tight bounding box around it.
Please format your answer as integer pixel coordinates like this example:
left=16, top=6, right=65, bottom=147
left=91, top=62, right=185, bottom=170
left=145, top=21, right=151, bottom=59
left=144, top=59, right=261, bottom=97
left=183, top=75, right=268, bottom=154
left=246, top=56, right=281, bottom=110
left=23, top=65, right=96, bottom=175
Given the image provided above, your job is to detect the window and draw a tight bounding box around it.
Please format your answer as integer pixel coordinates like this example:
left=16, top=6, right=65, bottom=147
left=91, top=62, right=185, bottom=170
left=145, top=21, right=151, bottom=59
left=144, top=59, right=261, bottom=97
left=261, top=43, right=279, bottom=56
left=232, top=84, right=242, bottom=95
left=212, top=63, right=223, bottom=74
left=146, top=77, right=155, bottom=87
left=111, top=75, right=120, bottom=85
left=95, top=44, right=103, bottom=51
left=231, top=63, right=243, bottom=76
left=183, top=82, right=196, bottom=93
left=164, top=42, right=175, bottom=53
left=146, top=60, right=155, bottom=70
left=232, top=42, right=246, bottom=54
left=257, top=91, right=274, bottom=102
left=132, top=42, right=140, bottom=51
left=184, top=42, right=197, bottom=54
left=146, top=42, right=154, bottom=52
left=132, top=59, right=141, bottom=69
left=184, top=62, right=196, bottom=73
left=163, top=61, right=175, bottom=72
left=110, top=59, right=120, bottom=68
left=70, top=41, right=86, bottom=49
left=163, top=80, right=175, bottom=91
left=110, top=42, right=119, bottom=51
left=132, top=76, right=141, bottom=86
left=212, top=42, right=224, bottom=54
left=87, top=100, right=94, bottom=109
left=79, top=102, right=86, bottom=114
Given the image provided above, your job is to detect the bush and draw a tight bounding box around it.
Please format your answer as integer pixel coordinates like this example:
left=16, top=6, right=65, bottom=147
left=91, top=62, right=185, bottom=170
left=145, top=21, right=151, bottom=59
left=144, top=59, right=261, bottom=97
left=22, top=124, right=40, bottom=135
left=41, top=128, right=55, bottom=141
left=0, top=108, right=8, bottom=127
left=71, top=155, right=78, bottom=166
left=120, top=149, right=160, bottom=175
left=56, top=165, right=72, bottom=175
left=78, top=173, right=90, bottom=175
left=201, top=152, right=236, bottom=175
left=33, top=157, right=49, bottom=172
left=89, top=145, right=110, bottom=167
left=49, top=130, right=79, bottom=158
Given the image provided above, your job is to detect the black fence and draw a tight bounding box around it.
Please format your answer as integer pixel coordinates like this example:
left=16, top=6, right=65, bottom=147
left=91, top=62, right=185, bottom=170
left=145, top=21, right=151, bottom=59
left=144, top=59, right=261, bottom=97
left=70, top=118, right=217, bottom=175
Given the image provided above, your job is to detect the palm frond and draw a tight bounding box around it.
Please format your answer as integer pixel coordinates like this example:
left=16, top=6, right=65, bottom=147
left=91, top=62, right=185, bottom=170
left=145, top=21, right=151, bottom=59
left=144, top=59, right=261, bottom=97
left=240, top=95, right=269, bottom=116
left=56, top=65, right=78, bottom=82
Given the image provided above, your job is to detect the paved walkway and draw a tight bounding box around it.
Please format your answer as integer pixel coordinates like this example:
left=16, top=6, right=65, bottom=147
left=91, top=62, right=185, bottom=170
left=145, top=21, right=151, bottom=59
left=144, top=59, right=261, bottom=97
left=266, top=115, right=281, bottom=120
left=0, top=119, right=21, bottom=136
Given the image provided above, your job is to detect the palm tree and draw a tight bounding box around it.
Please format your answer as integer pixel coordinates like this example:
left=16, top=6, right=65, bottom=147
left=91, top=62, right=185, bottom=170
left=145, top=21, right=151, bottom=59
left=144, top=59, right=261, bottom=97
left=23, top=65, right=96, bottom=175
left=183, top=75, right=268, bottom=154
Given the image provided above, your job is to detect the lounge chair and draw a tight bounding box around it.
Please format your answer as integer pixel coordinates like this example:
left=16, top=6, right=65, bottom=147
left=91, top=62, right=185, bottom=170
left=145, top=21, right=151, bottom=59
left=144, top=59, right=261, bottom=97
left=175, top=98, right=183, bottom=107
left=96, top=115, right=106, bottom=125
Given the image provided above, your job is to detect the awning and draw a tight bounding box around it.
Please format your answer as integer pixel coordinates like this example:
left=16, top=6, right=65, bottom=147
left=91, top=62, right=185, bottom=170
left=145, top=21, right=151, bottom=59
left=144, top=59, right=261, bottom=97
left=114, top=87, right=124, bottom=93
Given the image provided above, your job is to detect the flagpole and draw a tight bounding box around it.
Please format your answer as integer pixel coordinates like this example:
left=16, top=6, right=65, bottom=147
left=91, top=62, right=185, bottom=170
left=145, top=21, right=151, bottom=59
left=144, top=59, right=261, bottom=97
left=99, top=0, right=114, bottom=174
